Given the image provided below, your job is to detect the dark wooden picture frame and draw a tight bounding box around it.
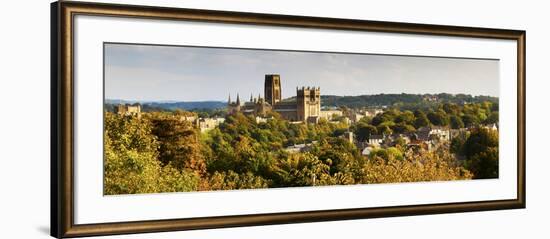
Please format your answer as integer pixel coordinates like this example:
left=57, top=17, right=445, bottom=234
left=51, top=1, right=526, bottom=238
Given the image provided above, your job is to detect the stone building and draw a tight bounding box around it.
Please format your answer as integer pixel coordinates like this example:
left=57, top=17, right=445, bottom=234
left=227, top=93, right=243, bottom=115
left=197, top=117, right=225, bottom=133
left=296, top=86, right=321, bottom=122
left=115, top=103, right=141, bottom=117
left=264, top=74, right=282, bottom=106
left=320, top=110, right=343, bottom=121
left=227, top=74, right=322, bottom=123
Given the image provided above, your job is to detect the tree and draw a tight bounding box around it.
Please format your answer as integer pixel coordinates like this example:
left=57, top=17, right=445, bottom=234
left=391, top=123, right=416, bottom=134
left=369, top=147, right=403, bottom=161
left=394, top=137, right=407, bottom=149
left=463, top=128, right=499, bottom=179
left=414, top=110, right=430, bottom=128
left=371, top=110, right=396, bottom=126
left=158, top=167, right=202, bottom=192
left=450, top=131, right=469, bottom=155
left=442, top=103, right=460, bottom=115
left=104, top=132, right=163, bottom=194
left=485, top=112, right=499, bottom=125
left=209, top=171, right=269, bottom=190
left=461, top=114, right=480, bottom=127
left=427, top=110, right=449, bottom=126
left=362, top=149, right=472, bottom=184
left=377, top=124, right=393, bottom=135
left=354, top=122, right=377, bottom=142
left=104, top=113, right=163, bottom=195
left=104, top=98, right=498, bottom=194
left=271, top=152, right=333, bottom=187
left=152, top=115, right=207, bottom=174
left=314, top=138, right=362, bottom=177
left=450, top=115, right=465, bottom=129
left=395, top=110, right=415, bottom=124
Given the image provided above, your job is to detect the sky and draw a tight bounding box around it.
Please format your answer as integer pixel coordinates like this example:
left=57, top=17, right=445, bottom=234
left=104, top=43, right=499, bottom=102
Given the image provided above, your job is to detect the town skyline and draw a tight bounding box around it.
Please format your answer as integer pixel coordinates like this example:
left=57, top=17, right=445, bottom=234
left=105, top=43, right=500, bottom=102
left=106, top=91, right=497, bottom=103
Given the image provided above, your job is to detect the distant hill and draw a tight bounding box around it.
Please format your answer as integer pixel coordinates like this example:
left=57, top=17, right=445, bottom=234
left=145, top=101, right=226, bottom=111
left=106, top=93, right=498, bottom=112
left=319, top=93, right=498, bottom=109
left=105, top=99, right=226, bottom=111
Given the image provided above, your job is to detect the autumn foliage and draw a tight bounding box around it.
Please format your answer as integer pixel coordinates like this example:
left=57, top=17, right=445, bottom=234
left=104, top=102, right=496, bottom=195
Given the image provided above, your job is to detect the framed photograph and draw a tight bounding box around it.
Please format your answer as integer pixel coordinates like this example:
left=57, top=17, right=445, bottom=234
left=51, top=1, right=526, bottom=238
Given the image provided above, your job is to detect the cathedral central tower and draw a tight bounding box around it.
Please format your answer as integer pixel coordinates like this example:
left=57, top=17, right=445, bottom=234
left=264, top=74, right=282, bottom=106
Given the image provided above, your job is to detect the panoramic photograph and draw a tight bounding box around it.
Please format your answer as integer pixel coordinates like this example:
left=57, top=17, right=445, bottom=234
left=103, top=43, right=499, bottom=195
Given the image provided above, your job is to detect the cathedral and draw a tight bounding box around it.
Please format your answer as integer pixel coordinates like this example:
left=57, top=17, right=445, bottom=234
left=227, top=74, right=322, bottom=123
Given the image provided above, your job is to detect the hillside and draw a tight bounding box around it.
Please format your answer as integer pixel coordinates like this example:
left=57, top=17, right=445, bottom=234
left=106, top=93, right=498, bottom=112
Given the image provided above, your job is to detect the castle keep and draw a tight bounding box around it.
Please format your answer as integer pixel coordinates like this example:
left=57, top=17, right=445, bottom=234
left=115, top=103, right=141, bottom=117
left=228, top=74, right=321, bottom=123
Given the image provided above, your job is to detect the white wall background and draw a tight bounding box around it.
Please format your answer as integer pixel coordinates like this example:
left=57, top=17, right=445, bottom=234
left=0, top=0, right=545, bottom=238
